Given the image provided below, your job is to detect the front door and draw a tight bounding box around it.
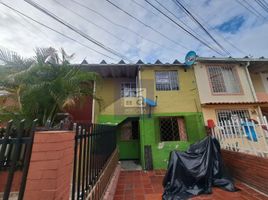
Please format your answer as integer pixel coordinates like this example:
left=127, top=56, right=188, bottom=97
left=117, top=120, right=140, bottom=160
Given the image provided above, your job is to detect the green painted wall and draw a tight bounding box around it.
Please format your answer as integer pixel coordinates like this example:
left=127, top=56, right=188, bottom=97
left=139, top=112, right=206, bottom=169
left=98, top=112, right=206, bottom=169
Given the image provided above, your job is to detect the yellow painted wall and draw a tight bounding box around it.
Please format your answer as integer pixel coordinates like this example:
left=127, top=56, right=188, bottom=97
left=94, top=77, right=139, bottom=119
left=94, top=65, right=201, bottom=121
left=194, top=63, right=255, bottom=103
left=140, top=66, right=201, bottom=113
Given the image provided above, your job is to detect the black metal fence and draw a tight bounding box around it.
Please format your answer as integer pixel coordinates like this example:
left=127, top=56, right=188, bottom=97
left=72, top=123, right=117, bottom=200
left=0, top=119, right=37, bottom=200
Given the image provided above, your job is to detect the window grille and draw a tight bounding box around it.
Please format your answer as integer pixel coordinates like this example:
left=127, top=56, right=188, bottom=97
left=216, top=109, right=250, bottom=123
left=120, top=82, right=136, bottom=97
left=159, top=117, right=187, bottom=141
left=207, top=66, right=241, bottom=94
left=155, top=71, right=179, bottom=91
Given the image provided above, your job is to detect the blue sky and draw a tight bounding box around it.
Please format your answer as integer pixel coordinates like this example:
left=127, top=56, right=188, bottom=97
left=217, top=16, right=245, bottom=34
left=0, top=0, right=268, bottom=63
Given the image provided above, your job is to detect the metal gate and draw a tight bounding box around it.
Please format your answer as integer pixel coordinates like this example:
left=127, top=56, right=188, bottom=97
left=0, top=119, right=37, bottom=200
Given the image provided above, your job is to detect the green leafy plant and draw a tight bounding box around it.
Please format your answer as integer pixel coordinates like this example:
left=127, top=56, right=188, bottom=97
left=0, top=47, right=100, bottom=127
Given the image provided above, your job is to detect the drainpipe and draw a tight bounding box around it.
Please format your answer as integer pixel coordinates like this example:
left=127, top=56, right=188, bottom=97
left=138, top=65, right=145, bottom=168
left=244, top=62, right=263, bottom=119
left=91, top=80, right=96, bottom=123
left=245, top=61, right=257, bottom=101
left=138, top=65, right=144, bottom=117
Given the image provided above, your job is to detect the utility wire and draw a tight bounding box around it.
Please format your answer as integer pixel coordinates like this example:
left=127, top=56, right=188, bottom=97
left=105, top=0, right=189, bottom=50
left=53, top=0, right=144, bottom=54
left=70, top=0, right=177, bottom=52
left=173, top=0, right=231, bottom=56
left=144, top=0, right=225, bottom=55
left=150, top=0, right=214, bottom=52
left=24, top=0, right=132, bottom=62
left=236, top=0, right=266, bottom=19
left=254, top=0, right=268, bottom=13
left=18, top=13, right=55, bottom=45
left=179, top=0, right=247, bottom=56
left=130, top=0, right=171, bottom=24
left=0, top=2, right=118, bottom=61
left=243, top=0, right=267, bottom=16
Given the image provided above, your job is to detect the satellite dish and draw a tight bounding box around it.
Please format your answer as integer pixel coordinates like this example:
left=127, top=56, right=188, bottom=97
left=184, top=51, right=197, bottom=67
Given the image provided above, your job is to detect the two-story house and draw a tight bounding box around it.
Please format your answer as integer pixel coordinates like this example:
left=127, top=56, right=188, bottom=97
left=82, top=60, right=206, bottom=169
left=194, top=57, right=265, bottom=126
left=248, top=59, right=268, bottom=118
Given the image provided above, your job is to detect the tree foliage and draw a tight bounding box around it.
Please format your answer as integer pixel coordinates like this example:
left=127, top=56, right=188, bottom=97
left=0, top=47, right=99, bottom=127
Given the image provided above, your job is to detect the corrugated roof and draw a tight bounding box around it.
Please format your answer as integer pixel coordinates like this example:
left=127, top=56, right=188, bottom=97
left=155, top=59, right=162, bottom=64
left=136, top=59, right=144, bottom=64
left=81, top=59, right=88, bottom=64
left=118, top=60, right=125, bottom=64
left=100, top=60, right=107, bottom=64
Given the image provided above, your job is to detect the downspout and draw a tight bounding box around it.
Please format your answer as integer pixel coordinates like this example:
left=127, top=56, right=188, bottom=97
left=91, top=80, right=96, bottom=123
left=244, top=61, right=263, bottom=119
left=245, top=61, right=257, bottom=101
left=138, top=65, right=145, bottom=168
left=138, top=66, right=143, bottom=117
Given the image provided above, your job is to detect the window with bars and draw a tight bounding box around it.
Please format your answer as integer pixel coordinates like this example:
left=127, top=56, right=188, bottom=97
left=207, top=66, right=241, bottom=94
left=120, top=82, right=137, bottom=97
left=159, top=117, right=187, bottom=141
left=155, top=71, right=179, bottom=91
left=216, top=109, right=250, bottom=123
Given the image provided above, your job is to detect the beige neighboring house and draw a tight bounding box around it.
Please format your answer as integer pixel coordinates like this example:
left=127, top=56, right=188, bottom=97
left=194, top=57, right=267, bottom=125
left=248, top=61, right=268, bottom=118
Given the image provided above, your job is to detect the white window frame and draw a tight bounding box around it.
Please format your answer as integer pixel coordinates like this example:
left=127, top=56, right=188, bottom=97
left=216, top=109, right=250, bottom=123
left=120, top=82, right=137, bottom=97
left=155, top=71, right=179, bottom=91
left=207, top=66, right=241, bottom=94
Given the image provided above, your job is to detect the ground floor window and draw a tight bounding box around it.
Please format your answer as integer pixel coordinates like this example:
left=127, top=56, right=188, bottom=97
left=159, top=117, right=187, bottom=141
left=216, top=109, right=250, bottom=123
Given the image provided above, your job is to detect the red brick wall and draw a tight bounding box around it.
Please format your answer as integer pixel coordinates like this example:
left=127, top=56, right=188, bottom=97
left=222, top=150, right=268, bottom=194
left=0, top=171, right=22, bottom=192
left=24, top=131, right=74, bottom=200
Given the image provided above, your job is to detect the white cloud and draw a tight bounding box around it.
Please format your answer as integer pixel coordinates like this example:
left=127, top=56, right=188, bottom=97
left=0, top=0, right=268, bottom=64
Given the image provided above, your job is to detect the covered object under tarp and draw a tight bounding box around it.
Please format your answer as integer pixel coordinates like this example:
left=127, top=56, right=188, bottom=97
left=162, top=136, right=237, bottom=200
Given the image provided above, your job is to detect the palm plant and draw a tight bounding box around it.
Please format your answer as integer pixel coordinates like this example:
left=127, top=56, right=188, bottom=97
left=0, top=47, right=99, bottom=127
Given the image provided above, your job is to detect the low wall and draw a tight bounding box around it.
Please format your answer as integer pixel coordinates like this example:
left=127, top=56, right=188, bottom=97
left=222, top=150, right=268, bottom=194
left=23, top=131, right=75, bottom=200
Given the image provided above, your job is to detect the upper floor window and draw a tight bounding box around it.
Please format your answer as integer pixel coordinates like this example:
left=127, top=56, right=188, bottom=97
left=121, top=82, right=136, bottom=97
left=207, top=66, right=241, bottom=94
left=155, top=71, right=179, bottom=91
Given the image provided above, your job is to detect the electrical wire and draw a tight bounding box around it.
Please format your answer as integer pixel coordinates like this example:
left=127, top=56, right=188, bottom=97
left=24, top=0, right=132, bottom=62
left=53, top=0, right=145, bottom=54
left=179, top=0, right=247, bottom=56
left=105, top=0, right=189, bottom=50
left=144, top=0, right=225, bottom=55
left=236, top=0, right=266, bottom=19
left=149, top=0, right=214, bottom=52
left=0, top=2, right=118, bottom=61
left=173, top=0, right=231, bottom=56
left=70, top=0, right=177, bottom=52
left=254, top=0, right=268, bottom=13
